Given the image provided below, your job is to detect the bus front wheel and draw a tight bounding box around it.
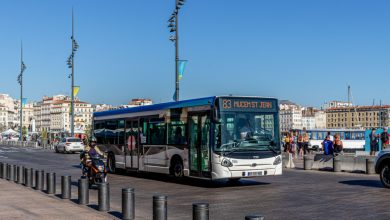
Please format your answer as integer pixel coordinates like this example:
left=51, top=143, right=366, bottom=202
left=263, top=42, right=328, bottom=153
left=107, top=154, right=116, bottom=174
left=380, top=164, right=390, bottom=188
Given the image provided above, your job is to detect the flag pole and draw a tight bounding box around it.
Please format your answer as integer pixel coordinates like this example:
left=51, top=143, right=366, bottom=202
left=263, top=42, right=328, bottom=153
left=19, top=41, right=23, bottom=141
left=71, top=8, right=75, bottom=137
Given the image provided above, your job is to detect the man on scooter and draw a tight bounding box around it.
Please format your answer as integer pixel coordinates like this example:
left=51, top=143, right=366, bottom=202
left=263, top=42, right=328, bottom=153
left=81, top=136, right=104, bottom=176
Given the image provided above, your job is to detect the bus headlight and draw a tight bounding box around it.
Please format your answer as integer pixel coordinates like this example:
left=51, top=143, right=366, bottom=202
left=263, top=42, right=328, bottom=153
left=273, top=156, right=282, bottom=165
left=221, top=158, right=233, bottom=167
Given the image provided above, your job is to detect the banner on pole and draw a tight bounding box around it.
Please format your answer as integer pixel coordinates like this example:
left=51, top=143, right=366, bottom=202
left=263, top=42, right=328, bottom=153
left=73, top=86, right=80, bottom=97
left=178, top=60, right=188, bottom=81
left=22, top=98, right=27, bottom=107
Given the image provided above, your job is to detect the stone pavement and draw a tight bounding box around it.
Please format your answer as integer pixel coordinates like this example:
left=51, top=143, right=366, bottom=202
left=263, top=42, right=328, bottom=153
left=0, top=179, right=117, bottom=220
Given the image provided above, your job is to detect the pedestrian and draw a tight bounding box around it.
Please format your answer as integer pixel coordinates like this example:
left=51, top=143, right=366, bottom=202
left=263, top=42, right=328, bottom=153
left=369, top=128, right=379, bottom=156
left=380, top=128, right=389, bottom=150
left=298, top=134, right=304, bottom=157
left=291, top=132, right=297, bottom=159
left=285, top=132, right=295, bottom=169
left=333, top=133, right=343, bottom=156
left=284, top=134, right=291, bottom=153
left=303, top=132, right=310, bottom=155
left=321, top=135, right=333, bottom=155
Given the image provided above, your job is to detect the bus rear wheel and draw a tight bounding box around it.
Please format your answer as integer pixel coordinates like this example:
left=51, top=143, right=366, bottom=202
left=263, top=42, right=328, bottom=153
left=171, top=159, right=184, bottom=178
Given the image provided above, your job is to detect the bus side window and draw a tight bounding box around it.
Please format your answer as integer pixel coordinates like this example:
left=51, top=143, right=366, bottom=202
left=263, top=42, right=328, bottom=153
left=147, top=118, right=166, bottom=145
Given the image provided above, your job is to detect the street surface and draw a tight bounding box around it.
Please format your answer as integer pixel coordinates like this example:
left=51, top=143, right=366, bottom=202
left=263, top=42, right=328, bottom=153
left=1, top=146, right=390, bottom=220
left=0, top=179, right=113, bottom=220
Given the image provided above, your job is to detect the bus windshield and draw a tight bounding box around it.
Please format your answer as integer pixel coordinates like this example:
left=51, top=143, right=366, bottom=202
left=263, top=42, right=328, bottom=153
left=214, top=112, right=278, bottom=154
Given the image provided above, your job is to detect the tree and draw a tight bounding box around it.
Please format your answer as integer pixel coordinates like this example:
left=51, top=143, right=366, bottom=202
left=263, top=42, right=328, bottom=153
left=22, top=126, right=28, bottom=137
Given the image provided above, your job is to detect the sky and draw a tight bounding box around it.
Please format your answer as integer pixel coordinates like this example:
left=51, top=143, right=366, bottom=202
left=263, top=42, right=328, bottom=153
left=0, top=0, right=389, bottom=108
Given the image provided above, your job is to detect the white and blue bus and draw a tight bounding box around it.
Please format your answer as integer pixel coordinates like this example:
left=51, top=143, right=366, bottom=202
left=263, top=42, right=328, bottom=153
left=302, top=128, right=366, bottom=152
left=93, top=96, right=282, bottom=181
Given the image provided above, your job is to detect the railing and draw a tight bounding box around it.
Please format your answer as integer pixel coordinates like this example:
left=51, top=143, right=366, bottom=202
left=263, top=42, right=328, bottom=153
left=0, top=140, right=39, bottom=148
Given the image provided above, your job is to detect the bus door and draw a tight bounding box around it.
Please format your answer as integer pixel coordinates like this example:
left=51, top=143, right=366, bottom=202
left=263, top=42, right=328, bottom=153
left=189, top=113, right=211, bottom=178
left=125, top=120, right=139, bottom=169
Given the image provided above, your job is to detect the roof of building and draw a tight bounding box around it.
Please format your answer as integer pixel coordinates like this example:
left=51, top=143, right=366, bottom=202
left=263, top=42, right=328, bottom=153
left=326, top=105, right=390, bottom=111
left=279, top=100, right=299, bottom=106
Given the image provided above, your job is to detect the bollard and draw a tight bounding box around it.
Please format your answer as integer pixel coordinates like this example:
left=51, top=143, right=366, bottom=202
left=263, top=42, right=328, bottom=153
left=6, top=164, right=10, bottom=180
left=366, top=158, right=375, bottom=175
left=13, top=165, right=18, bottom=183
left=98, top=183, right=110, bottom=211
left=35, top=170, right=44, bottom=190
left=153, top=195, right=167, bottom=220
left=24, top=168, right=32, bottom=187
left=61, top=176, right=71, bottom=199
left=46, top=172, right=56, bottom=194
left=17, top=165, right=24, bottom=184
left=193, top=203, right=209, bottom=220
left=245, top=215, right=265, bottom=220
left=0, top=162, right=3, bottom=179
left=78, top=177, right=89, bottom=205
left=303, top=155, right=313, bottom=170
left=30, top=168, right=35, bottom=188
left=8, top=164, right=15, bottom=181
left=333, top=156, right=341, bottom=172
left=122, top=188, right=135, bottom=220
left=2, top=163, right=7, bottom=179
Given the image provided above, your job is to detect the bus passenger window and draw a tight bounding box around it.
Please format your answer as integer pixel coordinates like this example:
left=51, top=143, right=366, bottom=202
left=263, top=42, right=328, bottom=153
left=147, top=119, right=166, bottom=145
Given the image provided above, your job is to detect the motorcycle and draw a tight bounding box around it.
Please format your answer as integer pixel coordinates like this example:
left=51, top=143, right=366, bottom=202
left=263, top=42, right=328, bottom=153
left=81, top=152, right=108, bottom=186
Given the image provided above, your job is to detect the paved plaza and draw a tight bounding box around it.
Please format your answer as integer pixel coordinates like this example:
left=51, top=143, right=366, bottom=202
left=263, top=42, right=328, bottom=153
left=0, top=146, right=389, bottom=220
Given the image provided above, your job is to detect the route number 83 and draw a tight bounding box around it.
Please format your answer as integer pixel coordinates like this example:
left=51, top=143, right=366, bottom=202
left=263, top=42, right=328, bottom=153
left=223, top=100, right=232, bottom=109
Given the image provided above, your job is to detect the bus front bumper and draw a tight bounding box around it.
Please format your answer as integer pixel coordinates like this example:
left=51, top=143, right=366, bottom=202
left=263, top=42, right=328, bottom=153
left=211, top=163, right=282, bottom=180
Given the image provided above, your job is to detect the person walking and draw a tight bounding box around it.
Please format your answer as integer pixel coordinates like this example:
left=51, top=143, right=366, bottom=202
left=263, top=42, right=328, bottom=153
left=380, top=128, right=389, bottom=150
left=369, top=128, right=380, bottom=156
left=285, top=132, right=295, bottom=169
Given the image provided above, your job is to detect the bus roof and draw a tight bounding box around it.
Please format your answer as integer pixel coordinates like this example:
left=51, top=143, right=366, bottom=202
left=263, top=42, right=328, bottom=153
left=94, top=96, right=216, bottom=118
left=93, top=95, right=278, bottom=118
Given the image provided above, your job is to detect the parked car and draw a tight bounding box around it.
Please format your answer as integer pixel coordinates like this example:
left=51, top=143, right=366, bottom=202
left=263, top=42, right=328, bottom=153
left=55, top=137, right=84, bottom=153
left=375, top=148, right=390, bottom=188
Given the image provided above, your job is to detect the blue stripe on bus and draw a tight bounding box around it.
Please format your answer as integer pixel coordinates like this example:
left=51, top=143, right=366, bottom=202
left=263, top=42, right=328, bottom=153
left=93, top=96, right=217, bottom=118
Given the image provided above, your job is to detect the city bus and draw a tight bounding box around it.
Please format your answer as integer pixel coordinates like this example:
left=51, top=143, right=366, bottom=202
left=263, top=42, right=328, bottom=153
left=92, top=96, right=282, bottom=181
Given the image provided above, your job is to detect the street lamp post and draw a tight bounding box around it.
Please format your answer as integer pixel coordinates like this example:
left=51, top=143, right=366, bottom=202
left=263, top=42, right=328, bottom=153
left=168, top=0, right=186, bottom=101
left=17, top=42, right=26, bottom=141
left=67, top=9, right=79, bottom=137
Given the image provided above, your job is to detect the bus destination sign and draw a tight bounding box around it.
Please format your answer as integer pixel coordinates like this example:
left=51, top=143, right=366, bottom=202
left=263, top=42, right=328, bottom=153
left=219, top=98, right=277, bottom=112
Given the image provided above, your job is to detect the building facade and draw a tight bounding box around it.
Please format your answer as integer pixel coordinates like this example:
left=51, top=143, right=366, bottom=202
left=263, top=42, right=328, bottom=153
left=279, top=100, right=303, bottom=133
left=35, top=95, right=93, bottom=135
left=326, top=105, right=390, bottom=129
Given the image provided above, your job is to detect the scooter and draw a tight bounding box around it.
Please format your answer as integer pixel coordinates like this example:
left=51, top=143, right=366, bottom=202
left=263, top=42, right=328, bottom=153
left=81, top=153, right=108, bottom=186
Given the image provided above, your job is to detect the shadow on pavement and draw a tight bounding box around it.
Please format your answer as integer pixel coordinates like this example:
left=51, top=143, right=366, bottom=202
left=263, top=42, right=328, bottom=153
left=108, top=211, right=122, bottom=219
left=116, top=171, right=270, bottom=188
left=339, top=180, right=383, bottom=188
left=87, top=204, right=99, bottom=210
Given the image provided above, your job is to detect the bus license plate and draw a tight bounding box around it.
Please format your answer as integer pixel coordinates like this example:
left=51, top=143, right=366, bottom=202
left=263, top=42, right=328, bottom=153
left=243, top=171, right=264, bottom=177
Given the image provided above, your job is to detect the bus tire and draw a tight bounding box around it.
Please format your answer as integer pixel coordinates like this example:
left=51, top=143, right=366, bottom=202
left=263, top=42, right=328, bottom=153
left=380, top=163, right=390, bottom=188
left=170, top=156, right=184, bottom=178
left=107, top=154, right=116, bottom=174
